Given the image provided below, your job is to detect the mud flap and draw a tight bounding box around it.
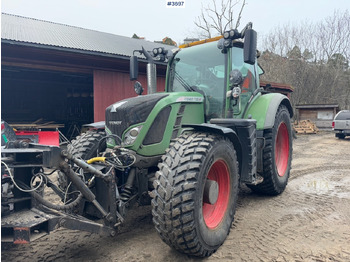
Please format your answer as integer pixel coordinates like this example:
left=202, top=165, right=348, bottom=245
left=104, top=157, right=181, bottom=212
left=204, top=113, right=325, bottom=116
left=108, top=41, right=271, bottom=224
left=210, top=119, right=259, bottom=184
left=185, top=119, right=260, bottom=185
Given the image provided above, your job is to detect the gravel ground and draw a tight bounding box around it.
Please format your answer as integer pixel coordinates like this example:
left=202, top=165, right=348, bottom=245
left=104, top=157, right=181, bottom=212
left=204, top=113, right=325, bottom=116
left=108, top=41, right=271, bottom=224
left=2, top=132, right=350, bottom=262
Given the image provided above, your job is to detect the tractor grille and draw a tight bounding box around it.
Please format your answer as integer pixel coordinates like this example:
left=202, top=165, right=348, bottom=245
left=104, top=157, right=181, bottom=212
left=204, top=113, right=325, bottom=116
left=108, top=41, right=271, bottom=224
left=105, top=94, right=168, bottom=139
left=143, top=106, right=172, bottom=145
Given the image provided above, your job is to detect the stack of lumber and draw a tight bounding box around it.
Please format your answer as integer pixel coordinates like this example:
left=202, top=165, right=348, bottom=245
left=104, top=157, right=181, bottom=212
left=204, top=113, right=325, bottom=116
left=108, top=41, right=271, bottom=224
left=293, top=119, right=318, bottom=134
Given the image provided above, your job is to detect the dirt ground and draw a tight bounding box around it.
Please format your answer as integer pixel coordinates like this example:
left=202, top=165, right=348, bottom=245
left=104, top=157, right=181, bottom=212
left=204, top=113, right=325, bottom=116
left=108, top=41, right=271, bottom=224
left=2, top=132, right=350, bottom=262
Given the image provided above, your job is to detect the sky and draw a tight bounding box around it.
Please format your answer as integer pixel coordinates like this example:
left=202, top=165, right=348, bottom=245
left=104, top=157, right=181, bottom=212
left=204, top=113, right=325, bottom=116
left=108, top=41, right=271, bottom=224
left=1, top=0, right=350, bottom=45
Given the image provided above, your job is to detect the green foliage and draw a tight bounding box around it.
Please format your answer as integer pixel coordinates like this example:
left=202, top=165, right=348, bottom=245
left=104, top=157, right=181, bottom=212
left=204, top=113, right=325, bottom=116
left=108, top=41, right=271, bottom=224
left=132, top=33, right=140, bottom=39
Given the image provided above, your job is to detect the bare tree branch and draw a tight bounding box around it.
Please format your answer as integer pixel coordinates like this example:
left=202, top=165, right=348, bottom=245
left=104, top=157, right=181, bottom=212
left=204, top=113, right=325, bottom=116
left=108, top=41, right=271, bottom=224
left=260, top=10, right=350, bottom=110
left=235, top=0, right=246, bottom=29
left=194, top=0, right=247, bottom=38
left=194, top=3, right=212, bottom=38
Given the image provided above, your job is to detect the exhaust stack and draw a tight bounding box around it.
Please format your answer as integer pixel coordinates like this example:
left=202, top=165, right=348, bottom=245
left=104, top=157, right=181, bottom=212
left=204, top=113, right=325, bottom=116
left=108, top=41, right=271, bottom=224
left=142, top=47, right=157, bottom=94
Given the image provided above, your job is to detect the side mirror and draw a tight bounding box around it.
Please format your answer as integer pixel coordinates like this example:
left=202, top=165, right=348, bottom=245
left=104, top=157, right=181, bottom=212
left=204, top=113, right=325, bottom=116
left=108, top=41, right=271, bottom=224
left=243, top=29, right=257, bottom=65
left=130, top=55, right=139, bottom=80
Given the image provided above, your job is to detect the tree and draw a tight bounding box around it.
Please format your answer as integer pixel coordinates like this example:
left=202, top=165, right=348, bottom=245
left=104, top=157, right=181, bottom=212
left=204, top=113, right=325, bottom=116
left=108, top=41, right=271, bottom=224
left=194, top=0, right=247, bottom=38
left=132, top=33, right=140, bottom=39
left=162, top=37, right=177, bottom=46
left=259, top=10, right=350, bottom=111
left=302, top=49, right=313, bottom=61
left=262, top=10, right=350, bottom=63
left=316, top=10, right=350, bottom=62
left=327, top=53, right=349, bottom=69
left=287, top=46, right=302, bottom=59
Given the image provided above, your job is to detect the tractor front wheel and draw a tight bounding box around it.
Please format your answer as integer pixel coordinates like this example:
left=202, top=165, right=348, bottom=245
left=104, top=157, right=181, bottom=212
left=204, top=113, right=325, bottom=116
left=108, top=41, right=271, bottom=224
left=58, top=129, right=106, bottom=192
left=152, top=132, right=239, bottom=257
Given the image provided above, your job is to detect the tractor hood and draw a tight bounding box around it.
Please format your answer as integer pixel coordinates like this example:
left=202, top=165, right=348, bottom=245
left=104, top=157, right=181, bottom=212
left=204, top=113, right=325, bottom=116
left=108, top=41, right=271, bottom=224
left=105, top=92, right=205, bottom=156
left=105, top=93, right=169, bottom=140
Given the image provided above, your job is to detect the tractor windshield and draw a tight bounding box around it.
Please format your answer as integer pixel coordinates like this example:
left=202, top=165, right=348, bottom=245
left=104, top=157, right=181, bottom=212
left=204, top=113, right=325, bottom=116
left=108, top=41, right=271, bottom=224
left=168, top=41, right=226, bottom=119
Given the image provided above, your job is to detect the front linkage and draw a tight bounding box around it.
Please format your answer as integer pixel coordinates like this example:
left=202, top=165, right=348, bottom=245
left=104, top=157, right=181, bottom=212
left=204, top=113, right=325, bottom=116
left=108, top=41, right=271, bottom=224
left=1, top=141, right=133, bottom=243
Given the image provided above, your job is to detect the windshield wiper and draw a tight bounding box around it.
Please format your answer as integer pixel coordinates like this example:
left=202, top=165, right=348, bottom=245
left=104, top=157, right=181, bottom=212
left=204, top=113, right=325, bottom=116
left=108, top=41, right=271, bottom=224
left=174, top=72, right=195, bottom=92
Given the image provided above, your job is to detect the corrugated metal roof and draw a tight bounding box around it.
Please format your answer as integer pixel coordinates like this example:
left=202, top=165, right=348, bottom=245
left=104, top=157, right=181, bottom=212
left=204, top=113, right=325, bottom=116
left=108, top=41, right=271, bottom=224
left=1, top=13, right=171, bottom=58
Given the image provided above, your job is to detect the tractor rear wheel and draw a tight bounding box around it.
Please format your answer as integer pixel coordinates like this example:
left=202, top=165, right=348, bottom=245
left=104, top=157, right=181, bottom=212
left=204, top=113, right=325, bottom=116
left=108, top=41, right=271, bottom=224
left=249, top=105, right=292, bottom=195
left=151, top=132, right=239, bottom=257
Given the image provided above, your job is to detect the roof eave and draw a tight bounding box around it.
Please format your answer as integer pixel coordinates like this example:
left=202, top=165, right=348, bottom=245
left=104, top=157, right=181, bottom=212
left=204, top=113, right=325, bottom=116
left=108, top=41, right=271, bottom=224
left=1, top=39, right=167, bottom=66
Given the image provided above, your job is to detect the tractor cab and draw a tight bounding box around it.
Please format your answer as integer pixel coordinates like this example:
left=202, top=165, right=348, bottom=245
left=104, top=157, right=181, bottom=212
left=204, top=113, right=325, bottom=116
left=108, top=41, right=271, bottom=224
left=167, top=41, right=227, bottom=120
left=130, top=23, right=260, bottom=123
left=167, top=37, right=263, bottom=121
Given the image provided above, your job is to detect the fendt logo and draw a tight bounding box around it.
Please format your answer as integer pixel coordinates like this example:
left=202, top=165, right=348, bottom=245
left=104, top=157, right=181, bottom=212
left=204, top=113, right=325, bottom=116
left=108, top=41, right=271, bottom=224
left=109, top=121, right=122, bottom=125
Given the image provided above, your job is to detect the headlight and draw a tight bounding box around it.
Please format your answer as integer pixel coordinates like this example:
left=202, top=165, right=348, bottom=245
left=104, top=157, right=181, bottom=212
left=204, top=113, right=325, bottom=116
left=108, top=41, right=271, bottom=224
left=153, top=48, right=158, bottom=56
left=224, top=39, right=231, bottom=48
left=223, top=31, right=230, bottom=39
left=105, top=126, right=117, bottom=148
left=123, top=125, right=143, bottom=146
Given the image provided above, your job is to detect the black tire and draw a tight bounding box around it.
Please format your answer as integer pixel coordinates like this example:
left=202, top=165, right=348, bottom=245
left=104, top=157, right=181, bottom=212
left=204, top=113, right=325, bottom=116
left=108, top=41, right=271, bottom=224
left=249, top=105, right=293, bottom=195
left=67, top=129, right=106, bottom=159
left=336, top=133, right=345, bottom=139
left=151, top=132, right=239, bottom=257
left=58, top=129, right=106, bottom=191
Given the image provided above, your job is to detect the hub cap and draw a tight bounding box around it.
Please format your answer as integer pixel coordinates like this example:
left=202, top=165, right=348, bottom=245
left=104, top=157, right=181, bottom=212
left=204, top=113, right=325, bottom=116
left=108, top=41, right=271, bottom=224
left=202, top=160, right=230, bottom=229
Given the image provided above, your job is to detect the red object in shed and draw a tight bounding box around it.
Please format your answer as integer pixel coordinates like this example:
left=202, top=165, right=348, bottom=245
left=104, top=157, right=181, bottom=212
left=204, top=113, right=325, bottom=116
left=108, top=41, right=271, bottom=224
left=15, top=131, right=60, bottom=146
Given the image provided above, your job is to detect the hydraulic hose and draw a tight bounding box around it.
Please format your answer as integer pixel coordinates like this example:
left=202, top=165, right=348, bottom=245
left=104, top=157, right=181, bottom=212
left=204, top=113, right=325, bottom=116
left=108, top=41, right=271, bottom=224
left=87, top=157, right=106, bottom=164
left=59, top=156, right=110, bottom=220
left=15, top=180, right=84, bottom=212
left=31, top=190, right=83, bottom=211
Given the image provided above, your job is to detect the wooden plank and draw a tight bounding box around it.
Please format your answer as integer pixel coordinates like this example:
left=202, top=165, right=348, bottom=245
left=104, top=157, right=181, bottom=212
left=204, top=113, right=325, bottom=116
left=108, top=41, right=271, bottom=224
left=293, top=119, right=318, bottom=134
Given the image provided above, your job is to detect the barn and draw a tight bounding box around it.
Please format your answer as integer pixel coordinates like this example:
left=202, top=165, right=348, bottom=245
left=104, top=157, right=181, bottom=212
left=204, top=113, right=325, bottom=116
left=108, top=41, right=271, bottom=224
left=1, top=13, right=169, bottom=138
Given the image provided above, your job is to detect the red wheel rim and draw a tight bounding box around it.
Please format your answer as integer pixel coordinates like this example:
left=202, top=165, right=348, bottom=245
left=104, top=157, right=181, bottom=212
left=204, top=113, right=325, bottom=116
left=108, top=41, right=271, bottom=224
left=275, top=122, right=289, bottom=177
left=202, top=160, right=230, bottom=229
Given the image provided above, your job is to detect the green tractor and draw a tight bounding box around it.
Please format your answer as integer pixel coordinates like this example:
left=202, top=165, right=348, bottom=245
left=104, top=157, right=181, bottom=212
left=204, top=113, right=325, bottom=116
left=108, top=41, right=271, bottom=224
left=64, top=23, right=293, bottom=257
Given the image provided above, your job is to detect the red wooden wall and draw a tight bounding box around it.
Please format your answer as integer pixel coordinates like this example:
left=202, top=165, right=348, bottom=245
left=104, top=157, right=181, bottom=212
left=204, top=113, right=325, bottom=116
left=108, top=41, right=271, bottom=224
left=93, top=70, right=166, bottom=122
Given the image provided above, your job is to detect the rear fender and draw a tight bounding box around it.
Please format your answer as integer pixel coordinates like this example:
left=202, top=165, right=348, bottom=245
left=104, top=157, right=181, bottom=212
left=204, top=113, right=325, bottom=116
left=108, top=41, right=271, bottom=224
left=245, top=93, right=293, bottom=130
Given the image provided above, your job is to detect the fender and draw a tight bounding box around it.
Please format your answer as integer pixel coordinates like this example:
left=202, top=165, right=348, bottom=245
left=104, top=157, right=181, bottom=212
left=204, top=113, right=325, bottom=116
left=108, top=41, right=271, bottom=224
left=182, top=123, right=241, bottom=174
left=182, top=123, right=240, bottom=147
left=83, top=121, right=105, bottom=129
left=245, top=93, right=293, bottom=130
left=182, top=121, right=259, bottom=185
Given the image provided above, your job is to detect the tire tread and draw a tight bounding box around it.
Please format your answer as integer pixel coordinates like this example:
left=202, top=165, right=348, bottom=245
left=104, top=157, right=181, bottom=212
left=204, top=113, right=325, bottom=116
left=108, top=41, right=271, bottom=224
left=152, top=132, right=238, bottom=257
